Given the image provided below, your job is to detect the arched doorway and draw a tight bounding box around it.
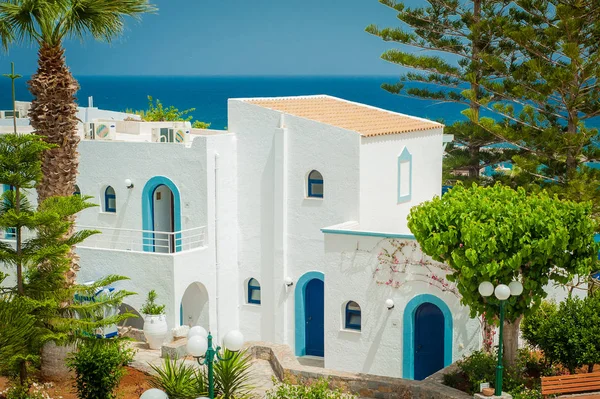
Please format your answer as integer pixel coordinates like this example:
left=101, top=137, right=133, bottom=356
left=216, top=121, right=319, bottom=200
left=153, top=185, right=174, bottom=253
left=142, top=176, right=181, bottom=252
left=118, top=303, right=144, bottom=330
left=402, top=294, right=453, bottom=380
left=294, top=271, right=325, bottom=357
left=180, top=282, right=209, bottom=327
left=414, top=303, right=444, bottom=380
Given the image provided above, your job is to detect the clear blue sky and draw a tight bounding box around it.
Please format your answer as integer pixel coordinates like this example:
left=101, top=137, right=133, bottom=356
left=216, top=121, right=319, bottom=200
left=0, top=0, right=425, bottom=76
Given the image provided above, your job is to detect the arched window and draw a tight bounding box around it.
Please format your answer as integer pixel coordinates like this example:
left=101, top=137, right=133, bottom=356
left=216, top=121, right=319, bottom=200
left=104, top=186, right=116, bottom=213
left=247, top=278, right=261, bottom=305
left=74, top=185, right=81, bottom=196
left=345, top=301, right=361, bottom=330
left=307, top=170, right=323, bottom=198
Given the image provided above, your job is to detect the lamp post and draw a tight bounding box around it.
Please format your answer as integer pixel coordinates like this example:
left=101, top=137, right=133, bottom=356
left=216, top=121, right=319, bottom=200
left=186, top=326, right=245, bottom=399
left=478, top=281, right=523, bottom=397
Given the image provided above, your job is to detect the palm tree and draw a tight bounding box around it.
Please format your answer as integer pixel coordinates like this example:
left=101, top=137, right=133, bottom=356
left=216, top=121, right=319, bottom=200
left=0, top=0, right=156, bottom=284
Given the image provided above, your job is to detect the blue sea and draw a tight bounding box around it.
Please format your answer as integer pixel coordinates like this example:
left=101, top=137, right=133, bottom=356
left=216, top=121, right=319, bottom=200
left=0, top=76, right=468, bottom=130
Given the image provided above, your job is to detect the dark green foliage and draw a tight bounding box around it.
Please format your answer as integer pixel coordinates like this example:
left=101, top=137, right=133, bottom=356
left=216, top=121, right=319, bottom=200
left=67, top=338, right=135, bottom=399
left=0, top=296, right=38, bottom=376
left=445, top=350, right=496, bottom=394
left=476, top=0, right=600, bottom=217
left=267, top=377, right=356, bottom=399
left=0, top=134, right=136, bottom=389
left=150, top=350, right=253, bottom=399
left=366, top=0, right=518, bottom=184
left=522, top=296, right=600, bottom=373
left=443, top=349, right=550, bottom=397
left=140, top=290, right=165, bottom=315
left=408, top=183, right=599, bottom=323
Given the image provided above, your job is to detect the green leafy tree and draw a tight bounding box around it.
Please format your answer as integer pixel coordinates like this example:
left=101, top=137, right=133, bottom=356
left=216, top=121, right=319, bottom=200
left=408, top=183, right=599, bottom=365
left=130, top=96, right=211, bottom=128
left=522, top=296, right=600, bottom=373
left=366, top=0, right=519, bottom=185
left=477, top=0, right=600, bottom=217
left=0, top=134, right=135, bottom=390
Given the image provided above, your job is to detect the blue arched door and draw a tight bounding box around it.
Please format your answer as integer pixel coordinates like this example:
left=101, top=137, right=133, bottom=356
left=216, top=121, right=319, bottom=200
left=304, top=279, right=324, bottom=357
left=414, top=302, right=445, bottom=380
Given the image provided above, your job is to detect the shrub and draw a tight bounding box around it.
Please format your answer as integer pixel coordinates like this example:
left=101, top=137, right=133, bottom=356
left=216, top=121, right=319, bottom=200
left=455, top=350, right=496, bottom=394
left=150, top=357, right=201, bottom=399
left=511, top=387, right=542, bottom=399
left=443, top=349, right=550, bottom=395
left=267, top=378, right=356, bottom=399
left=522, top=295, right=600, bottom=373
left=151, top=350, right=253, bottom=399
left=67, top=339, right=135, bottom=399
left=140, top=290, right=165, bottom=315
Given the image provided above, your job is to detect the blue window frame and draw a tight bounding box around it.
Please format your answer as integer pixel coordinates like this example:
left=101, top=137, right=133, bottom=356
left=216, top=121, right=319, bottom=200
left=345, top=301, right=361, bottom=330
left=104, top=186, right=116, bottom=213
left=248, top=278, right=261, bottom=305
left=74, top=185, right=81, bottom=196
left=307, top=170, right=323, bottom=198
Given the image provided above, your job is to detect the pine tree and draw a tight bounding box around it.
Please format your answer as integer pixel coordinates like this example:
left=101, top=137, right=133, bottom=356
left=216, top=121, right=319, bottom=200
left=477, top=0, right=600, bottom=216
left=366, top=0, right=520, bottom=185
left=0, top=134, right=135, bottom=390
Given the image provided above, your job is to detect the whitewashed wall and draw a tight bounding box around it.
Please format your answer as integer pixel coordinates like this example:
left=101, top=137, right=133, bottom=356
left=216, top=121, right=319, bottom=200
left=359, top=128, right=444, bottom=234
left=77, top=139, right=208, bottom=232
left=323, top=232, right=481, bottom=377
left=229, top=99, right=361, bottom=349
left=77, top=247, right=178, bottom=327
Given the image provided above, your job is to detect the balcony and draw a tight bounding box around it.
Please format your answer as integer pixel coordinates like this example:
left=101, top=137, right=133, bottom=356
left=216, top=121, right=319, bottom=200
left=0, top=226, right=207, bottom=254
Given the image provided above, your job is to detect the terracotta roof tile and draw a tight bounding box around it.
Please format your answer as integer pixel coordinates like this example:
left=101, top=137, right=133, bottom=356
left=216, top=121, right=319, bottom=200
left=244, top=96, right=442, bottom=137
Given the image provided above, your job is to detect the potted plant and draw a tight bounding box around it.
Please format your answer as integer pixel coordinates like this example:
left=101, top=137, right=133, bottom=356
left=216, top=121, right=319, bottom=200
left=141, top=290, right=168, bottom=349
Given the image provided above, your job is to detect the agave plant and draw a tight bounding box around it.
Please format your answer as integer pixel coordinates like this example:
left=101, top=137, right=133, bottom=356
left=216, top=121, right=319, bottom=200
left=150, top=357, right=203, bottom=399
left=151, top=350, right=254, bottom=399
left=214, top=349, right=254, bottom=399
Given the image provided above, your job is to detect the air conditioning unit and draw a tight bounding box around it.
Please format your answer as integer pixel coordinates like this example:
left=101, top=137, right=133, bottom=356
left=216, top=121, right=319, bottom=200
left=152, top=127, right=190, bottom=144
left=94, top=123, right=116, bottom=140
left=173, top=128, right=190, bottom=144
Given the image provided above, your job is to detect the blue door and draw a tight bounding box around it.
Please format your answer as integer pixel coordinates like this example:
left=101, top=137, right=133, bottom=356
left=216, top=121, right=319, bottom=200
left=305, top=279, right=324, bottom=357
left=414, top=302, right=444, bottom=380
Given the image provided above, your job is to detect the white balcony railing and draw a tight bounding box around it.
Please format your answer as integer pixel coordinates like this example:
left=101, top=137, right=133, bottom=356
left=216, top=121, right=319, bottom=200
left=77, top=225, right=207, bottom=253
left=1, top=225, right=207, bottom=254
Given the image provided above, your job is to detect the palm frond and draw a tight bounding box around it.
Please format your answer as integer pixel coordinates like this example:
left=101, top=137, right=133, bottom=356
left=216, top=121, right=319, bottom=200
left=60, top=0, right=156, bottom=43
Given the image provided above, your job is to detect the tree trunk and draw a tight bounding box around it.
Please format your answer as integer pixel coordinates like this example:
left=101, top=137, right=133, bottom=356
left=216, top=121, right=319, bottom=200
left=502, top=315, right=522, bottom=367
left=28, top=42, right=80, bottom=286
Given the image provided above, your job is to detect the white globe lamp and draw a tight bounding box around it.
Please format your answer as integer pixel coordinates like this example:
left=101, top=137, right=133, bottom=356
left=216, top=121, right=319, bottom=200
left=478, top=281, right=494, bottom=297
left=494, top=284, right=511, bottom=300
left=509, top=281, right=523, bottom=296
left=140, top=389, right=168, bottom=399
left=223, top=330, right=245, bottom=352
left=385, top=299, right=395, bottom=309
left=124, top=178, right=134, bottom=189
left=188, top=325, right=208, bottom=340
left=187, top=335, right=208, bottom=358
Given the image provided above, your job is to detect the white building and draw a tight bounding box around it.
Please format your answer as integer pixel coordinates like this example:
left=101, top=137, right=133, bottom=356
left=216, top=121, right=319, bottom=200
left=1, top=95, right=483, bottom=381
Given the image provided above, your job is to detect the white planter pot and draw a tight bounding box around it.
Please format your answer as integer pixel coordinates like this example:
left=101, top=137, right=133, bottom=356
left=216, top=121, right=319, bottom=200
left=143, top=314, right=168, bottom=350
